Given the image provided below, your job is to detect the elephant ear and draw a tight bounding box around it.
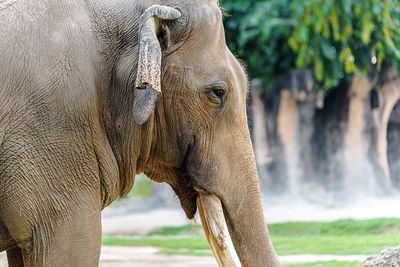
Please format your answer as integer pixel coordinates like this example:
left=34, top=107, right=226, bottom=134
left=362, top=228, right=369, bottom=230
left=133, top=5, right=181, bottom=125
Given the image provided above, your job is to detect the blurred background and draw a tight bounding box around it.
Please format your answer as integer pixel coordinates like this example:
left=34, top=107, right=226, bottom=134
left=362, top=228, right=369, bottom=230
left=3, top=1, right=400, bottom=267
left=222, top=0, right=400, bottom=203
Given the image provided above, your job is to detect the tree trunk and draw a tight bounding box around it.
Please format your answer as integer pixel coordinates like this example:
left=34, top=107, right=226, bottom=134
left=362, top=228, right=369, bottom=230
left=342, top=73, right=379, bottom=195
left=250, top=80, right=272, bottom=193
left=371, top=77, right=400, bottom=190
left=277, top=90, right=299, bottom=195
left=387, top=101, right=400, bottom=188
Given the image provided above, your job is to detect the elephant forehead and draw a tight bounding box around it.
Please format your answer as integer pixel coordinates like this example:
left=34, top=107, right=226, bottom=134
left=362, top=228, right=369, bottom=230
left=172, top=1, right=248, bottom=101
left=199, top=0, right=221, bottom=27
left=186, top=0, right=223, bottom=37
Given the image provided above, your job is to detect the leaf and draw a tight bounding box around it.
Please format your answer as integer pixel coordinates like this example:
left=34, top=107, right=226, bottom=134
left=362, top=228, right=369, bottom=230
left=341, top=25, right=353, bottom=43
left=361, top=16, right=375, bottom=44
left=314, top=58, right=324, bottom=81
left=299, top=26, right=310, bottom=42
left=329, top=5, right=340, bottom=41
left=339, top=47, right=357, bottom=73
left=289, top=36, right=299, bottom=51
left=322, top=0, right=335, bottom=16
left=320, top=38, right=337, bottom=60
left=341, top=0, right=353, bottom=14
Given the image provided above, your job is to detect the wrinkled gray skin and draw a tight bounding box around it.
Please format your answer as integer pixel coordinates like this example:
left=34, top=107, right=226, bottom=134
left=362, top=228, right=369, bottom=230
left=0, top=0, right=280, bottom=266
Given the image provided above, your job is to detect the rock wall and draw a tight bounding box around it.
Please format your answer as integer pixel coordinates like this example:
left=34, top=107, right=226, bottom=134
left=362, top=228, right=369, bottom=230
left=251, top=69, right=400, bottom=200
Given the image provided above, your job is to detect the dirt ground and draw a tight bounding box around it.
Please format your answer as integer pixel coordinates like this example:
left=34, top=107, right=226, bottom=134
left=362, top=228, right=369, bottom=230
left=0, top=247, right=368, bottom=266
left=0, top=248, right=217, bottom=267
left=100, top=248, right=368, bottom=266
left=102, top=209, right=190, bottom=235
left=100, top=247, right=217, bottom=267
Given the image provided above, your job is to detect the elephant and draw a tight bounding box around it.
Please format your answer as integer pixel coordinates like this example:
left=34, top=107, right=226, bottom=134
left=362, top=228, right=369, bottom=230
left=0, top=0, right=281, bottom=266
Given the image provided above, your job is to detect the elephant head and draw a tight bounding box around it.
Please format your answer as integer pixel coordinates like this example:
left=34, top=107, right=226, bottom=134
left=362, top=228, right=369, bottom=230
left=108, top=1, right=281, bottom=266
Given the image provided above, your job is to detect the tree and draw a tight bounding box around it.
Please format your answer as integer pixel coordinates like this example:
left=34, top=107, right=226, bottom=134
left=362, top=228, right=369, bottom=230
left=220, top=0, right=400, bottom=90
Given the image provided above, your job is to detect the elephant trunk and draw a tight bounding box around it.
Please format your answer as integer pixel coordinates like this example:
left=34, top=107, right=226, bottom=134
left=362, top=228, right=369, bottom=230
left=197, top=165, right=281, bottom=266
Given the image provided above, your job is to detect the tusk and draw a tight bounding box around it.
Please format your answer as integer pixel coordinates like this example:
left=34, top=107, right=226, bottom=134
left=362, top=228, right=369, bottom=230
left=197, top=194, right=242, bottom=267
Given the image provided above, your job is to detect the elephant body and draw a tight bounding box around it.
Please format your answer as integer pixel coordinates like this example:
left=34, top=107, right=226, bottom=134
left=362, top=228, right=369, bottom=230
left=0, top=1, right=118, bottom=265
left=0, top=0, right=281, bottom=266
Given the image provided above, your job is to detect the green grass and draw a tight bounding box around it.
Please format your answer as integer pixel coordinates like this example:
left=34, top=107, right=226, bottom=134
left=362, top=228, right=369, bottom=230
left=144, top=218, right=400, bottom=236
left=268, top=219, right=400, bottom=236
left=273, top=234, right=400, bottom=255
left=148, top=224, right=203, bottom=236
left=102, top=218, right=400, bottom=258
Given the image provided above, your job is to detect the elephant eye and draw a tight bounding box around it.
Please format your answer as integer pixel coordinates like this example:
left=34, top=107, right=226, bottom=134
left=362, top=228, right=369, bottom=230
left=212, top=88, right=225, bottom=100
left=207, top=88, right=226, bottom=105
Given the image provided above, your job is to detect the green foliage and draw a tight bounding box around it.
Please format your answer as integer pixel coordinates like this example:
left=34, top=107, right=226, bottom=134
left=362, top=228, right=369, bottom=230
left=221, top=0, right=296, bottom=86
left=220, top=0, right=400, bottom=90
